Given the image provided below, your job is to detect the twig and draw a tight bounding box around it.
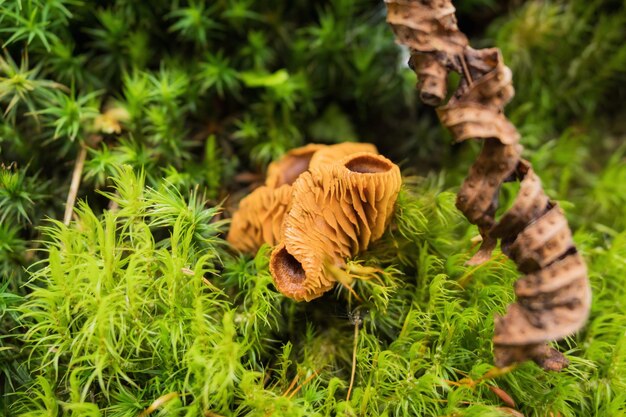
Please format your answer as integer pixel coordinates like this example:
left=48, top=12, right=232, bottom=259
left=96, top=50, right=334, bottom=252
left=346, top=317, right=360, bottom=402
left=139, top=392, right=179, bottom=417
left=181, top=267, right=219, bottom=290
left=287, top=370, right=319, bottom=399
left=459, top=52, right=473, bottom=86
left=63, top=144, right=87, bottom=225
left=282, top=372, right=300, bottom=397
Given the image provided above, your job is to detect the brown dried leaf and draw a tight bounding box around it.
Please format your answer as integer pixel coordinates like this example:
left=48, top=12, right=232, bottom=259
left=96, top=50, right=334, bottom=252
left=385, top=0, right=591, bottom=370
left=456, top=140, right=521, bottom=229
left=437, top=105, right=520, bottom=144
left=409, top=52, right=449, bottom=106
left=385, top=0, right=468, bottom=55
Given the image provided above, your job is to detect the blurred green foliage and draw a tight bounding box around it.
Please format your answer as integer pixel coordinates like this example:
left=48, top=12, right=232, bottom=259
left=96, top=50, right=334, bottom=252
left=1, top=0, right=625, bottom=415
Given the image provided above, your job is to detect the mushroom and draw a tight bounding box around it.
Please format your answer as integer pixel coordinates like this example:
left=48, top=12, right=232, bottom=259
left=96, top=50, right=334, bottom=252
left=270, top=152, right=402, bottom=301
left=227, top=184, right=292, bottom=253
left=228, top=142, right=381, bottom=254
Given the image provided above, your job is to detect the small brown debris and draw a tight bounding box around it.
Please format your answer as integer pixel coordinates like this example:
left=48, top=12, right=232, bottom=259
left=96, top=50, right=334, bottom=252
left=488, top=385, right=516, bottom=408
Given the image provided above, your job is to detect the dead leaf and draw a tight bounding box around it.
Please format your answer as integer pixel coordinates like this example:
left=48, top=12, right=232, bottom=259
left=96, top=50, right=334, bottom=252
left=384, top=0, right=590, bottom=370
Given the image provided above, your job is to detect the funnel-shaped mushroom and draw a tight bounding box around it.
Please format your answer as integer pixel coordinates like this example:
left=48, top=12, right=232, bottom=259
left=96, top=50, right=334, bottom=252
left=270, top=152, right=402, bottom=301
left=228, top=142, right=381, bottom=253
left=309, top=142, right=378, bottom=170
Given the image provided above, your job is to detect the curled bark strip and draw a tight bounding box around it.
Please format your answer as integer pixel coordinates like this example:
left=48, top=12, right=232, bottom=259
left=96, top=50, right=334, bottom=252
left=385, top=0, right=591, bottom=370
left=271, top=153, right=402, bottom=301
left=409, top=53, right=449, bottom=106
left=228, top=143, right=379, bottom=253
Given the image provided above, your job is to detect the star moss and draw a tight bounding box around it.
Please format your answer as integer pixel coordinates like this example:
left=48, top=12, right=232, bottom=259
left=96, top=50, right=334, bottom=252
left=1, top=0, right=626, bottom=415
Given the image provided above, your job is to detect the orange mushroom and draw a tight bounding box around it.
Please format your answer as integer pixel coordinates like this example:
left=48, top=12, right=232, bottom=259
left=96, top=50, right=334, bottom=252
left=227, top=184, right=292, bottom=253
left=270, top=152, right=402, bottom=301
left=228, top=142, right=381, bottom=254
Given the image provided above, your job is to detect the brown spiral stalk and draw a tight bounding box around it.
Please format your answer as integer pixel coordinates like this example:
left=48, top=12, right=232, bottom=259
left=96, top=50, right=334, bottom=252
left=385, top=0, right=591, bottom=370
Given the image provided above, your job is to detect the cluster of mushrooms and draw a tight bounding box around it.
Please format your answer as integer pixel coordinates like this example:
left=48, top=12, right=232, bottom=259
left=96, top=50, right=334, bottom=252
left=227, top=143, right=402, bottom=301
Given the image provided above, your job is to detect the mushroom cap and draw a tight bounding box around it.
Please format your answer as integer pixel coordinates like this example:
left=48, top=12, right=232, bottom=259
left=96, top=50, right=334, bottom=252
left=309, top=142, right=378, bottom=171
left=265, top=144, right=325, bottom=189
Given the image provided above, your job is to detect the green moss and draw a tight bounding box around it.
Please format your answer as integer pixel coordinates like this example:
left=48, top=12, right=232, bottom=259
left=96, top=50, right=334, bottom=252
left=1, top=0, right=626, bottom=415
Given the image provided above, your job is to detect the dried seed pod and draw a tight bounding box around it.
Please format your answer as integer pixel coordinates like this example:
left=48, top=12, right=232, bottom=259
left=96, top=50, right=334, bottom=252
left=228, top=143, right=381, bottom=253
left=385, top=0, right=591, bottom=370
left=270, top=152, right=402, bottom=301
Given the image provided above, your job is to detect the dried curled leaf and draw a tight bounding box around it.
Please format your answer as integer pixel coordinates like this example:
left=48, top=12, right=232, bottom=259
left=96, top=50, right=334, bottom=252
left=385, top=0, right=467, bottom=55
left=385, top=0, right=591, bottom=370
left=409, top=52, right=449, bottom=106
left=270, top=152, right=402, bottom=301
left=228, top=142, right=380, bottom=254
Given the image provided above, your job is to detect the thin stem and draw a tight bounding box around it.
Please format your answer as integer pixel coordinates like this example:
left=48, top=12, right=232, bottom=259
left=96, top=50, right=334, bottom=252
left=287, top=370, right=319, bottom=399
left=139, top=392, right=179, bottom=417
left=346, top=319, right=359, bottom=402
left=459, top=52, right=473, bottom=86
left=63, top=145, right=87, bottom=225
left=282, top=372, right=300, bottom=397
left=457, top=253, right=505, bottom=287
